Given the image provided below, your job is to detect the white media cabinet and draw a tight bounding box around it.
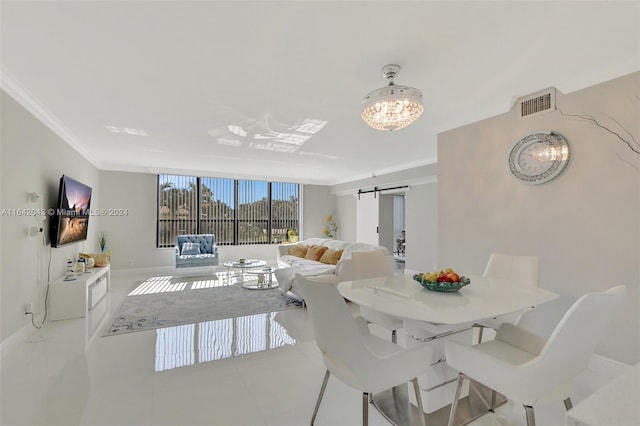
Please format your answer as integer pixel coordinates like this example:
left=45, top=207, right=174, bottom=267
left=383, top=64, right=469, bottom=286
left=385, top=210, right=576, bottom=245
left=49, top=264, right=111, bottom=321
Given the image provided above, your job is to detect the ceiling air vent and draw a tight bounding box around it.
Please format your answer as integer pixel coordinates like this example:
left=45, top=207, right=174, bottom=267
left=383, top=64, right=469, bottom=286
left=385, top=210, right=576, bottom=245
left=518, top=88, right=556, bottom=118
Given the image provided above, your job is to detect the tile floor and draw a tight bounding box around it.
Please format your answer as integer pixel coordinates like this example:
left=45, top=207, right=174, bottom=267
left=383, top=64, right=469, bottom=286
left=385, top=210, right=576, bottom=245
left=1, top=268, right=615, bottom=426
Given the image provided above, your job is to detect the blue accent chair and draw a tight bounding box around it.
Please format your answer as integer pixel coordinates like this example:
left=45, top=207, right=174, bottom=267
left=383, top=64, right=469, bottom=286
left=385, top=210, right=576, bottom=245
left=175, top=234, right=219, bottom=268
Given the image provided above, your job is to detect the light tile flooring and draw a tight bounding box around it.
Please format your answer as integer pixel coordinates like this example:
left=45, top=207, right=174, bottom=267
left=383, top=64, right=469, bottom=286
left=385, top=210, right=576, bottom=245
left=1, top=269, right=615, bottom=426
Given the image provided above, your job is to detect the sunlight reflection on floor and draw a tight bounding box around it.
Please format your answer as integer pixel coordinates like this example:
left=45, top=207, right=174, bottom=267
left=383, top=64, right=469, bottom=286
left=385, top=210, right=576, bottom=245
left=155, top=312, right=296, bottom=371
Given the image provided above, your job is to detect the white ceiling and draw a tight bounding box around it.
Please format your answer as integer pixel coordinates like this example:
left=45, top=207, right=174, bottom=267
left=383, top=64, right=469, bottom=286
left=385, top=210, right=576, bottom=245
left=2, top=1, right=638, bottom=185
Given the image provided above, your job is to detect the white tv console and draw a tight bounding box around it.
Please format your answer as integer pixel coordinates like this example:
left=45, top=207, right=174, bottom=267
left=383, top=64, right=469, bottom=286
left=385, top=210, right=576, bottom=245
left=49, top=264, right=111, bottom=321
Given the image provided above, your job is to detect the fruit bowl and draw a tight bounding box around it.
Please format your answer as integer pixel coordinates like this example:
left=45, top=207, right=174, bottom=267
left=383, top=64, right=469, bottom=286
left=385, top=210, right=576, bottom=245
left=413, top=270, right=471, bottom=292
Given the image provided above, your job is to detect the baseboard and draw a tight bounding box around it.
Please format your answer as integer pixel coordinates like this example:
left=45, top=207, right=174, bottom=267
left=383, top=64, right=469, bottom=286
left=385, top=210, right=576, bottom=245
left=110, top=262, right=279, bottom=280
left=0, top=324, right=27, bottom=361
left=110, top=265, right=179, bottom=279
left=0, top=311, right=46, bottom=362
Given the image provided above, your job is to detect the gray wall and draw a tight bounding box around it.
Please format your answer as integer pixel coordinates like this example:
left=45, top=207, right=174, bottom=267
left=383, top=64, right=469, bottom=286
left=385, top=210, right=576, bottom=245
left=1, top=91, right=100, bottom=344
left=438, top=72, right=640, bottom=364
left=378, top=195, right=395, bottom=252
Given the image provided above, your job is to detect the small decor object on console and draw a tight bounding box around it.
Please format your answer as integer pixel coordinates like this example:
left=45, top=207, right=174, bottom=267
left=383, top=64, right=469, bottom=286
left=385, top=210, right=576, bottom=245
left=413, top=268, right=470, bottom=292
left=508, top=131, right=570, bottom=185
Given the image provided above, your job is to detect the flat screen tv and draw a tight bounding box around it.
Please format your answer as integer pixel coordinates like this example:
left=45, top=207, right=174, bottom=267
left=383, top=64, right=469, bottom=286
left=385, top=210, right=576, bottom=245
left=50, top=175, right=92, bottom=248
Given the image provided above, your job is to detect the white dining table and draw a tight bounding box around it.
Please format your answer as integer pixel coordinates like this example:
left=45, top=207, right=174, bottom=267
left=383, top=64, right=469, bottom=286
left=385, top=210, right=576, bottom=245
left=338, top=273, right=558, bottom=328
left=337, top=273, right=559, bottom=426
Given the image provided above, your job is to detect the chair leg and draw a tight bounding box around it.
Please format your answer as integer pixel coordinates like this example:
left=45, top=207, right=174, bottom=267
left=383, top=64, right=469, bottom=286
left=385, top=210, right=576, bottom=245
left=411, top=378, right=427, bottom=426
left=564, top=397, right=573, bottom=411
left=489, top=389, right=497, bottom=412
left=448, top=373, right=466, bottom=426
left=523, top=405, right=536, bottom=426
left=477, top=326, right=484, bottom=344
left=362, top=392, right=369, bottom=426
left=311, top=370, right=330, bottom=426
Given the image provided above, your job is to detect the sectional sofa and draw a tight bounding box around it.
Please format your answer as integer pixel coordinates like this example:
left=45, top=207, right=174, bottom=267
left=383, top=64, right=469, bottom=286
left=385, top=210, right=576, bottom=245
left=274, top=237, right=393, bottom=298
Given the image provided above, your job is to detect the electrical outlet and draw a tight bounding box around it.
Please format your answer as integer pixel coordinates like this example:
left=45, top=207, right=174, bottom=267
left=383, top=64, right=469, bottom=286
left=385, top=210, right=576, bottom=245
left=25, top=302, right=33, bottom=314
left=28, top=225, right=43, bottom=237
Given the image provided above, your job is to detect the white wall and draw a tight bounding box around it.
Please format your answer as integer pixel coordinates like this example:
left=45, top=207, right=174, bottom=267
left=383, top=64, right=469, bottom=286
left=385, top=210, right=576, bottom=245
left=438, top=72, right=640, bottom=364
left=405, top=183, right=438, bottom=272
left=302, top=185, right=335, bottom=239
left=1, top=90, right=100, bottom=345
left=336, top=193, right=357, bottom=243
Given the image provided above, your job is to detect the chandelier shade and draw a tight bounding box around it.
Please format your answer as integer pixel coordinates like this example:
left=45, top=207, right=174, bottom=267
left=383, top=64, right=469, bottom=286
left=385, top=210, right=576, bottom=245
left=361, top=64, right=424, bottom=131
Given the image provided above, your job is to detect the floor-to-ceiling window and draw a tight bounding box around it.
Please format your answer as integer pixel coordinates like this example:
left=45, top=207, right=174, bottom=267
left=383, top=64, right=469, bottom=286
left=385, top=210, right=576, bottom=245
left=157, top=174, right=299, bottom=247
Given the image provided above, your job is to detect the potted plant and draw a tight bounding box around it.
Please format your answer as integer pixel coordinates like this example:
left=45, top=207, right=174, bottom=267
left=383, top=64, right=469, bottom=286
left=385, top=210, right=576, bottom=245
left=287, top=228, right=299, bottom=243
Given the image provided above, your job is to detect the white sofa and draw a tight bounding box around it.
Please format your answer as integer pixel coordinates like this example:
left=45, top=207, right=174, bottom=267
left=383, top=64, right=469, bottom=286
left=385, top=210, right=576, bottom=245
left=275, top=237, right=393, bottom=298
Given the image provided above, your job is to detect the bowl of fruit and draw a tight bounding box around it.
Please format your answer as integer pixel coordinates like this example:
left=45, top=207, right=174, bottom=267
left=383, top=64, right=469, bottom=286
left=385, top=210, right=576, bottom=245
left=413, top=268, right=471, bottom=292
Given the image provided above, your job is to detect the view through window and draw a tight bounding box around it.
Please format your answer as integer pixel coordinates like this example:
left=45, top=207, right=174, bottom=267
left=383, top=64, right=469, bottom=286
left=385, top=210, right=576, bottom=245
left=158, top=175, right=299, bottom=247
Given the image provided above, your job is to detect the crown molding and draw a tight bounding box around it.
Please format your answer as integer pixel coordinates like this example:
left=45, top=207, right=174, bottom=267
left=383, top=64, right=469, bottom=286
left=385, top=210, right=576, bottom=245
left=328, top=157, right=437, bottom=186
left=1, top=68, right=103, bottom=169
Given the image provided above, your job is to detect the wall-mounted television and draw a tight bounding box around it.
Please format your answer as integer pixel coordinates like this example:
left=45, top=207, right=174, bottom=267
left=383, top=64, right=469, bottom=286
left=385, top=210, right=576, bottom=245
left=50, top=175, right=92, bottom=248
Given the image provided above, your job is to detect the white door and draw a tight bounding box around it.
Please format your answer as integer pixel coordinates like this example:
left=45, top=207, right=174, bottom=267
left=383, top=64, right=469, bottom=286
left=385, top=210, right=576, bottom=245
left=356, top=192, right=379, bottom=245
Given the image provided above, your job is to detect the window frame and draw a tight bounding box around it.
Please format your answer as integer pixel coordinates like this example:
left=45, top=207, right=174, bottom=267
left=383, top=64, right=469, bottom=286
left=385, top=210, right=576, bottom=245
left=157, top=175, right=300, bottom=248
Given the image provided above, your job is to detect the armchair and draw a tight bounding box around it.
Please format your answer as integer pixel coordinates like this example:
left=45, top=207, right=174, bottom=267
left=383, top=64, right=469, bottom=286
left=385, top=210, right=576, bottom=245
left=175, top=234, right=219, bottom=268
left=445, top=285, right=626, bottom=426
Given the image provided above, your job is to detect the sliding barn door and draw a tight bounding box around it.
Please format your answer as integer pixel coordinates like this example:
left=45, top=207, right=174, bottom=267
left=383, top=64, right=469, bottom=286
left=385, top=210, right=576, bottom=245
left=356, top=192, right=379, bottom=245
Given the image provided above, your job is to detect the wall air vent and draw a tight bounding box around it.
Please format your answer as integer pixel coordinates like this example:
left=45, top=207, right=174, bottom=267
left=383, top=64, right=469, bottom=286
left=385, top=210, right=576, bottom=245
left=518, top=88, right=556, bottom=118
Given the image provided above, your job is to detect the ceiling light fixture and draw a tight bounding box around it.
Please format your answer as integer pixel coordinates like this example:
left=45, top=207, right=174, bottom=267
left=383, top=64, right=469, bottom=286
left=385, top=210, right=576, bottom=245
left=361, top=64, right=424, bottom=131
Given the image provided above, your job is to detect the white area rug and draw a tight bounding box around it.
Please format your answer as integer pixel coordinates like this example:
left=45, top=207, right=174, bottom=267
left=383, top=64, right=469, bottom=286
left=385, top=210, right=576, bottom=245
left=103, top=274, right=301, bottom=336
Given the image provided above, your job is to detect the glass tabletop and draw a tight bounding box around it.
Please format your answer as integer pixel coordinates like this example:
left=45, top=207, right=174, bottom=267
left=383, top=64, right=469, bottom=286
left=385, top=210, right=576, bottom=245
left=223, top=259, right=267, bottom=269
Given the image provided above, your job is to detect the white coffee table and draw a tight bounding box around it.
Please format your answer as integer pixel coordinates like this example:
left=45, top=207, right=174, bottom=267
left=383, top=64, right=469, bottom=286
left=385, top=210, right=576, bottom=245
left=241, top=266, right=278, bottom=290
left=222, top=259, right=267, bottom=282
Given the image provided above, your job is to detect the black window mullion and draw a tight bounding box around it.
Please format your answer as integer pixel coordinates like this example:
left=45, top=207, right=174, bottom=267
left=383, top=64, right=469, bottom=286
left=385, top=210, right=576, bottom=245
left=234, top=179, right=239, bottom=245
left=267, top=182, right=273, bottom=243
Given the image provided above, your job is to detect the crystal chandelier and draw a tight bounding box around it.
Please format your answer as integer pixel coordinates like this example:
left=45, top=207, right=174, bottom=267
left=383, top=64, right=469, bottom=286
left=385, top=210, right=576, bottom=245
left=361, top=64, right=424, bottom=131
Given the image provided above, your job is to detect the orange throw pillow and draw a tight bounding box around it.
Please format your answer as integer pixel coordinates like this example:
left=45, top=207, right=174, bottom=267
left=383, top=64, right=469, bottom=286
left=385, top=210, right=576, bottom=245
left=319, top=249, right=344, bottom=265
left=305, top=245, right=328, bottom=261
left=288, top=244, right=308, bottom=258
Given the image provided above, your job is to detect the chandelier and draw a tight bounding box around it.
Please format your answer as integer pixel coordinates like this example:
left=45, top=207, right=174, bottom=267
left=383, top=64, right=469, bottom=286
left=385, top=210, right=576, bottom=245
left=361, top=64, right=424, bottom=131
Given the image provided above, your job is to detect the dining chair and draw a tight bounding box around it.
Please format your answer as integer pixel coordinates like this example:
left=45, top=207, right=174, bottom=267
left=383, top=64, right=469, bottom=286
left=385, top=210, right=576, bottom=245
left=351, top=251, right=403, bottom=343
left=445, top=285, right=626, bottom=426
left=295, top=274, right=432, bottom=426
left=476, top=253, right=539, bottom=342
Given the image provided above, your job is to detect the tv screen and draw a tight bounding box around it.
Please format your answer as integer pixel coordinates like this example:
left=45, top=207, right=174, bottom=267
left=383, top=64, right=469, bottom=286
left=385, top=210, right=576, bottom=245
left=51, top=175, right=92, bottom=248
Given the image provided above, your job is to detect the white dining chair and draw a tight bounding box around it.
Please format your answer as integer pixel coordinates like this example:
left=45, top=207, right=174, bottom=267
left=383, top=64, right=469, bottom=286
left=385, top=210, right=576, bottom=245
left=351, top=251, right=403, bottom=343
left=476, top=253, right=539, bottom=342
left=445, top=285, right=626, bottom=426
left=296, top=274, right=432, bottom=426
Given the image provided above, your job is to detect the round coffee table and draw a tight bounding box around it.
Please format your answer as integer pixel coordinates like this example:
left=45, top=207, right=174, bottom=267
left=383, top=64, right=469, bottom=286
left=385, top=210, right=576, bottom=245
left=223, top=259, right=267, bottom=282
left=241, top=266, right=278, bottom=290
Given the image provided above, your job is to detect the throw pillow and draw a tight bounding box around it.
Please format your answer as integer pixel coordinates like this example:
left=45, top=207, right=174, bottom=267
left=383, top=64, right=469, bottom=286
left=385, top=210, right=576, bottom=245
left=181, top=242, right=201, bottom=255
left=319, top=248, right=344, bottom=265
left=288, top=244, right=309, bottom=258
left=305, top=245, right=328, bottom=261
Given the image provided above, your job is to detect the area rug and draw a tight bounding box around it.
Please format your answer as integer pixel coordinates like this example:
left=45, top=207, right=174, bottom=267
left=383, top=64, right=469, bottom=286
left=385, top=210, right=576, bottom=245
left=103, top=274, right=301, bottom=337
